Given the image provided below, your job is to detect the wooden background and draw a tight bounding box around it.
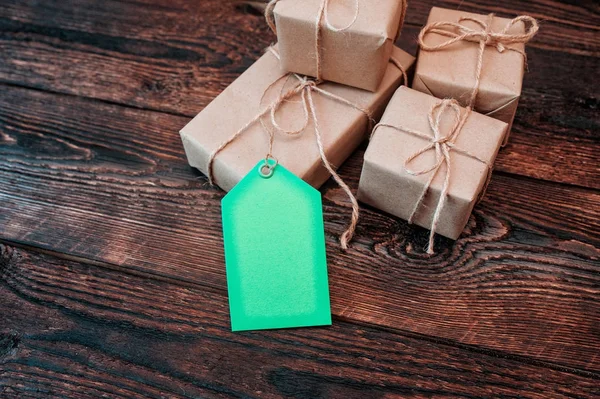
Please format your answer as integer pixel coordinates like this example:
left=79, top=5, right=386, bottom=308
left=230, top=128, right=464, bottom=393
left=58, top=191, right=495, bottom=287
left=1, top=0, right=599, bottom=397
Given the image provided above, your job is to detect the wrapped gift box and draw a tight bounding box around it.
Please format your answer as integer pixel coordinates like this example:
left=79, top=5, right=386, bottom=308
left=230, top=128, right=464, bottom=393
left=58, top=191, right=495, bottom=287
left=412, top=7, right=535, bottom=144
left=180, top=46, right=415, bottom=192
left=269, top=0, right=406, bottom=92
left=358, top=87, right=508, bottom=241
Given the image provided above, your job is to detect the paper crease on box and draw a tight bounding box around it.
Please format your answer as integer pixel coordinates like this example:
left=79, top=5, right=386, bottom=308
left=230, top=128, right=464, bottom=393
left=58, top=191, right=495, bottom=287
left=411, top=7, right=538, bottom=144
left=415, top=73, right=520, bottom=119
left=180, top=45, right=416, bottom=193
left=358, top=87, right=508, bottom=241
left=273, top=0, right=407, bottom=91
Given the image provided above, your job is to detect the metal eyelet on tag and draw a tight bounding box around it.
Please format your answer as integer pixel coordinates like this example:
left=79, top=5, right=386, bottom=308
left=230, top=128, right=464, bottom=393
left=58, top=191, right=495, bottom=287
left=258, top=155, right=278, bottom=179
left=258, top=163, right=274, bottom=179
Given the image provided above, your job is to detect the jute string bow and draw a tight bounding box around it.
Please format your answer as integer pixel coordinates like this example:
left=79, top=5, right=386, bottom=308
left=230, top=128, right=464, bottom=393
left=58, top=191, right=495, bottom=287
left=208, top=48, right=405, bottom=250
left=373, top=99, right=493, bottom=254
left=418, top=13, right=539, bottom=107
left=385, top=13, right=537, bottom=253
left=265, top=0, right=408, bottom=81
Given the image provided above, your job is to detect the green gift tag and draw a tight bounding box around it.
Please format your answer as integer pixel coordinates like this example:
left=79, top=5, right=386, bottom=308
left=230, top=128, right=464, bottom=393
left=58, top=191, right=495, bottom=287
left=221, top=160, right=331, bottom=332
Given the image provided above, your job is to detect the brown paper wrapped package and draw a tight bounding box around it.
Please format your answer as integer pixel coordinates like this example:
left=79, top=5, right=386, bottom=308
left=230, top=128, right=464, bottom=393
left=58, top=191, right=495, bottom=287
left=180, top=46, right=415, bottom=193
left=271, top=0, right=405, bottom=92
left=412, top=7, right=529, bottom=143
left=358, top=87, right=508, bottom=241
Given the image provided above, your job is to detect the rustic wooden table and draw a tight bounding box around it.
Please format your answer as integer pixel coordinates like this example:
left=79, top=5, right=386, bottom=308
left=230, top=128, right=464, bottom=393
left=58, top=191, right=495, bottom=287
left=1, top=0, right=599, bottom=397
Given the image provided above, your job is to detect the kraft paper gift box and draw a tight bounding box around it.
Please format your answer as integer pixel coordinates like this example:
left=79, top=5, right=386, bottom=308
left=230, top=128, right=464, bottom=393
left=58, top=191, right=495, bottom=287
left=180, top=46, right=415, bottom=192
left=358, top=87, right=508, bottom=244
left=412, top=7, right=537, bottom=144
left=268, top=0, right=406, bottom=92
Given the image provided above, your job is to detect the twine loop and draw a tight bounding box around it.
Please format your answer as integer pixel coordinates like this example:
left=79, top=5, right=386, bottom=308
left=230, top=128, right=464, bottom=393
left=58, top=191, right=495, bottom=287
left=419, top=14, right=538, bottom=55
left=403, top=100, right=465, bottom=178
left=418, top=13, right=538, bottom=107
left=373, top=99, right=493, bottom=254
left=389, top=12, right=539, bottom=252
left=206, top=47, right=403, bottom=250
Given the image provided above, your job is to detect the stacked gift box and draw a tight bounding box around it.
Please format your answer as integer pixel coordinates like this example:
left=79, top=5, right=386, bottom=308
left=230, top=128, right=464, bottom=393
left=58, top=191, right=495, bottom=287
left=180, top=0, right=538, bottom=253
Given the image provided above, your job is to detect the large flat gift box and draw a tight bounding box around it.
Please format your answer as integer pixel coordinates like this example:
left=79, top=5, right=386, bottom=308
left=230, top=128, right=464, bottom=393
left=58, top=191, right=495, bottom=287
left=358, top=87, right=508, bottom=240
left=412, top=7, right=531, bottom=143
left=270, top=0, right=406, bottom=92
left=180, top=46, right=415, bottom=192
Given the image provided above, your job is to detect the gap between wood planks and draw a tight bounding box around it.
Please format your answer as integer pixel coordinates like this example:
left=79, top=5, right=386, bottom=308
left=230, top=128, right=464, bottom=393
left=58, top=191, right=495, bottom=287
left=0, top=79, right=598, bottom=372
left=2, top=242, right=598, bottom=398
left=0, top=78, right=596, bottom=191
left=1, top=0, right=598, bottom=376
left=1, top=7, right=597, bottom=189
left=1, top=237, right=598, bottom=381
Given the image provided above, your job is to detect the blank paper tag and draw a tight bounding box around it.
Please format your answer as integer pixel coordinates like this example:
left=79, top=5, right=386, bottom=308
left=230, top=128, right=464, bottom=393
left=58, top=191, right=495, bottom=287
left=221, top=160, right=332, bottom=332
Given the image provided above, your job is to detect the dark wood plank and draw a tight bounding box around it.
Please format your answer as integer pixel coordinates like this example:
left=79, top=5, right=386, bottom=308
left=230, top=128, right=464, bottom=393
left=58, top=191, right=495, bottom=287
left=0, top=0, right=598, bottom=188
left=328, top=153, right=600, bottom=373
left=1, top=85, right=599, bottom=372
left=2, top=244, right=598, bottom=399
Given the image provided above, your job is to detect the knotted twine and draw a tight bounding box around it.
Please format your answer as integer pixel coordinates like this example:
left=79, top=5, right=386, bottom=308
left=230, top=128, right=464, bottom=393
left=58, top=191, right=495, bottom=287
left=265, top=0, right=407, bottom=81
left=418, top=13, right=539, bottom=110
left=207, top=48, right=406, bottom=250
left=373, top=99, right=492, bottom=254
left=375, top=13, right=538, bottom=253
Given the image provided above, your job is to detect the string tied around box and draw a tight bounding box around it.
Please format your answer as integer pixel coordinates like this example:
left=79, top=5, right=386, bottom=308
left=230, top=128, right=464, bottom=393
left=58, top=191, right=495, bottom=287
left=418, top=13, right=539, bottom=108
left=372, top=99, right=493, bottom=254
left=265, top=0, right=409, bottom=81
left=208, top=47, right=406, bottom=250
left=266, top=0, right=360, bottom=81
left=393, top=12, right=538, bottom=253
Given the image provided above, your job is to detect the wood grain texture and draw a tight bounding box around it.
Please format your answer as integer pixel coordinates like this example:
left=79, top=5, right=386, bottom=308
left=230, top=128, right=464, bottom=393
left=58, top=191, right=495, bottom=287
left=1, top=244, right=598, bottom=399
left=1, top=84, right=598, bottom=372
left=0, top=0, right=598, bottom=188
left=1, top=0, right=600, bottom=395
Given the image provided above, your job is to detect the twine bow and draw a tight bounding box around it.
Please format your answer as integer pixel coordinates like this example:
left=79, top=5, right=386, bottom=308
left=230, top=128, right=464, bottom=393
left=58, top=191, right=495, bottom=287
left=265, top=0, right=359, bottom=80
left=374, top=99, right=493, bottom=254
left=391, top=12, right=538, bottom=252
left=418, top=13, right=539, bottom=107
left=208, top=47, right=381, bottom=250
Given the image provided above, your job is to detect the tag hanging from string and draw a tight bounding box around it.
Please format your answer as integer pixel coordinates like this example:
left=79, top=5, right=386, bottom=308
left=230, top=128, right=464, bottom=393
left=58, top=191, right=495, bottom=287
left=221, top=97, right=331, bottom=332
left=212, top=47, right=387, bottom=331
left=221, top=156, right=331, bottom=332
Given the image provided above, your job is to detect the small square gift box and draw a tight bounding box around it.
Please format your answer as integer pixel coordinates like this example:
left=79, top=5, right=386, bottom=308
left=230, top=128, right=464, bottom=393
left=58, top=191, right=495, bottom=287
left=180, top=45, right=414, bottom=193
left=357, top=87, right=508, bottom=253
left=412, top=7, right=538, bottom=144
left=265, top=0, right=407, bottom=92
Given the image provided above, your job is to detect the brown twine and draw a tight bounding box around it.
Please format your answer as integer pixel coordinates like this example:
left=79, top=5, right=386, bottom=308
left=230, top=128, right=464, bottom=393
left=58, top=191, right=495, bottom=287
left=208, top=47, right=406, bottom=250
left=392, top=13, right=539, bottom=252
left=418, top=13, right=539, bottom=108
left=266, top=0, right=409, bottom=79
left=372, top=99, right=493, bottom=254
left=265, top=0, right=410, bottom=86
left=390, top=57, right=408, bottom=90
left=266, top=0, right=361, bottom=81
left=395, top=0, right=408, bottom=42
